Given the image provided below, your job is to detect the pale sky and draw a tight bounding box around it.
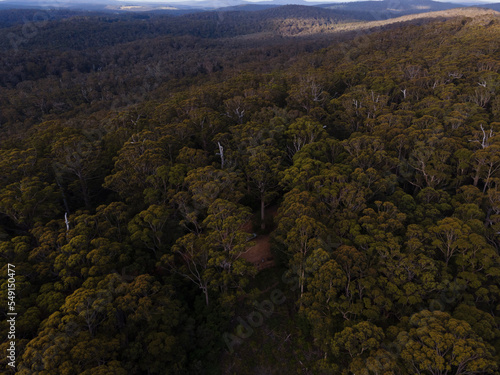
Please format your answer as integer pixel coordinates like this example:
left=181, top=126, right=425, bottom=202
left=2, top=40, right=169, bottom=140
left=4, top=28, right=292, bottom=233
left=114, top=0, right=500, bottom=3
left=2, top=0, right=499, bottom=4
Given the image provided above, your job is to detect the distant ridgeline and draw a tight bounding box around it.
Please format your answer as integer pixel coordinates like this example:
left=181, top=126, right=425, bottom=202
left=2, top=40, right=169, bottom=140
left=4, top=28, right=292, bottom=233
left=0, top=5, right=500, bottom=375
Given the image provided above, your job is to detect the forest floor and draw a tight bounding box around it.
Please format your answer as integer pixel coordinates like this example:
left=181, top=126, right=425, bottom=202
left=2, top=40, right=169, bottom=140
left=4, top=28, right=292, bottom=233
left=241, top=234, right=274, bottom=270
left=240, top=206, right=278, bottom=271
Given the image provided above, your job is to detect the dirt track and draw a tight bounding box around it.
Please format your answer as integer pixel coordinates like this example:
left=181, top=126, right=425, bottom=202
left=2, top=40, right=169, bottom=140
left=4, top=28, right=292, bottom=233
left=240, top=234, right=274, bottom=270
left=239, top=206, right=278, bottom=271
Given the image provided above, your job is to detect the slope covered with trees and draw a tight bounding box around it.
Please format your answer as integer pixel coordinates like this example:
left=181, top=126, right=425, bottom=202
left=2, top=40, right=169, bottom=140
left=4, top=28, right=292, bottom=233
left=0, top=6, right=500, bottom=375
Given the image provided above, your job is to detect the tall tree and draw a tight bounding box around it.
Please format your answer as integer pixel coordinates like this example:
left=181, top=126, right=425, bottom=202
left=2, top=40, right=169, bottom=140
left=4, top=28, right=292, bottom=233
left=397, top=310, right=497, bottom=375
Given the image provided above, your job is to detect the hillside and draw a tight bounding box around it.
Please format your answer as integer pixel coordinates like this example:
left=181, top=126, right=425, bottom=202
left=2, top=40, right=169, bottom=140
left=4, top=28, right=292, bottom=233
left=310, top=6, right=500, bottom=35
left=0, top=6, right=364, bottom=52
left=320, top=0, right=461, bottom=18
left=0, top=5, right=500, bottom=375
left=484, top=2, right=500, bottom=11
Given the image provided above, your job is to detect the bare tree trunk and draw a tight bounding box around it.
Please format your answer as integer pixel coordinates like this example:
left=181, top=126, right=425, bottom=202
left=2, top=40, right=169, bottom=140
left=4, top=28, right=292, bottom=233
left=203, top=286, right=209, bottom=306
left=261, top=194, right=265, bottom=230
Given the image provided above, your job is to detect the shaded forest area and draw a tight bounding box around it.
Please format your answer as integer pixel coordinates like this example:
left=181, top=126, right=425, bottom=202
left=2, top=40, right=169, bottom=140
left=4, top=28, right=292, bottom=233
left=1, top=6, right=500, bottom=375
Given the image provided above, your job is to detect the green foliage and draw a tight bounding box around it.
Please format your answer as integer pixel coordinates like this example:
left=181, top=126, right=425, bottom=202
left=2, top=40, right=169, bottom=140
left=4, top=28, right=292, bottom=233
left=397, top=310, right=498, bottom=374
left=1, top=9, right=500, bottom=375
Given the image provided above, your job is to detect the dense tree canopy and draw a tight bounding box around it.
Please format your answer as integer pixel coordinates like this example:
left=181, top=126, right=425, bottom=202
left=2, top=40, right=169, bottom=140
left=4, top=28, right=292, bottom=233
left=1, top=6, right=500, bottom=375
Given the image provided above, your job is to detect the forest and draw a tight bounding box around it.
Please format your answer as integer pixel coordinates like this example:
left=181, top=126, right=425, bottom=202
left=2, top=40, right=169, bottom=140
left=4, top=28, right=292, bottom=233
left=1, top=4, right=500, bottom=374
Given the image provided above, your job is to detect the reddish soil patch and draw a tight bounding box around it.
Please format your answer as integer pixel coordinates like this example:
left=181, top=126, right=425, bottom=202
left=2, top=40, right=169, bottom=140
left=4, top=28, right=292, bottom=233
left=240, top=234, right=274, bottom=270
left=240, top=219, right=253, bottom=233
left=239, top=205, right=278, bottom=271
